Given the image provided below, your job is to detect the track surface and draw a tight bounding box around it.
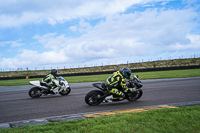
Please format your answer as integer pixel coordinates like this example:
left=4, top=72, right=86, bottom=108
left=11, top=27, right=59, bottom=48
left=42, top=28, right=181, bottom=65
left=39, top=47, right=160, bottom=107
left=0, top=77, right=200, bottom=123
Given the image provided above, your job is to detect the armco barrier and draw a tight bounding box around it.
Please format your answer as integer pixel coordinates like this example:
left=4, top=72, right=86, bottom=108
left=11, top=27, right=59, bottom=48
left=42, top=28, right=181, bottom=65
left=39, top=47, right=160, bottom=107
left=0, top=65, right=200, bottom=80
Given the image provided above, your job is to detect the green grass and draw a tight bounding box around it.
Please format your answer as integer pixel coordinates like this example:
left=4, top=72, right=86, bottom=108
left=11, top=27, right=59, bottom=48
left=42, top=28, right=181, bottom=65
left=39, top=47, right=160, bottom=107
left=136, top=68, right=200, bottom=79
left=0, top=69, right=200, bottom=86
left=0, top=105, right=200, bottom=133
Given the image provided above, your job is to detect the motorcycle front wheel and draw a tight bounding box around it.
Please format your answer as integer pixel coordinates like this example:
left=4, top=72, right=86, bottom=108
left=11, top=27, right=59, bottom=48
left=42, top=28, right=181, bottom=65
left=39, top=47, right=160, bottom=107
left=85, top=90, right=104, bottom=106
left=127, top=89, right=143, bottom=102
left=59, top=87, right=71, bottom=96
left=29, top=87, right=42, bottom=98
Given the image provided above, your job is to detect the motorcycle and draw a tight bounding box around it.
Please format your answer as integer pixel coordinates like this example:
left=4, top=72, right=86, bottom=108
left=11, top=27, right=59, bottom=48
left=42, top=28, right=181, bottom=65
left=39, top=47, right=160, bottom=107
left=85, top=74, right=143, bottom=106
left=29, top=76, right=71, bottom=98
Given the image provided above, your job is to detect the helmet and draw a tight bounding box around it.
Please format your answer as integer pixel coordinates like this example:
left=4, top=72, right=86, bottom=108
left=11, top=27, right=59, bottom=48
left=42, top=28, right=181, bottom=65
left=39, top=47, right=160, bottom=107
left=51, top=69, right=58, bottom=76
left=121, top=68, right=132, bottom=79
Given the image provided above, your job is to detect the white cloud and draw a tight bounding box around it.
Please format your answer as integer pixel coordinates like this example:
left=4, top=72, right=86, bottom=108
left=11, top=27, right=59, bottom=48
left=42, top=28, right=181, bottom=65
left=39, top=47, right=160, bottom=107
left=0, top=49, right=71, bottom=68
left=69, top=26, right=77, bottom=32
left=0, top=40, right=24, bottom=47
left=0, top=0, right=199, bottom=70
left=0, top=0, right=172, bottom=28
left=29, top=8, right=199, bottom=65
left=168, top=34, right=200, bottom=50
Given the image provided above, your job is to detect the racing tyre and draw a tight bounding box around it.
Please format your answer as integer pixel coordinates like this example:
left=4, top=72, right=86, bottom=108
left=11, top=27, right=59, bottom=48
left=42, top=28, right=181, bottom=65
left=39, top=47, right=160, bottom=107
left=85, top=90, right=104, bottom=106
left=29, top=87, right=42, bottom=98
left=59, top=87, right=71, bottom=96
left=127, top=89, right=143, bottom=102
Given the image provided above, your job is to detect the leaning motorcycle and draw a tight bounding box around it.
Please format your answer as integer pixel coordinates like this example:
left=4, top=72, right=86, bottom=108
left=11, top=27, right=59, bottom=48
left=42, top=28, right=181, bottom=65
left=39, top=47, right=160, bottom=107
left=29, top=76, right=71, bottom=98
left=85, top=74, right=143, bottom=106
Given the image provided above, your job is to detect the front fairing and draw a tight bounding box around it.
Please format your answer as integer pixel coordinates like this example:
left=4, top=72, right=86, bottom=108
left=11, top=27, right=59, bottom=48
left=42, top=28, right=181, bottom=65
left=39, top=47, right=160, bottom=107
left=129, top=74, right=143, bottom=89
left=59, top=76, right=70, bottom=89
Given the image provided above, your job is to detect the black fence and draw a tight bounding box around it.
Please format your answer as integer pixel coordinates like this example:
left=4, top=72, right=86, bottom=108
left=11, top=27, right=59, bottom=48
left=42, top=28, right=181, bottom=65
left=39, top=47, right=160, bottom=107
left=0, top=65, right=200, bottom=80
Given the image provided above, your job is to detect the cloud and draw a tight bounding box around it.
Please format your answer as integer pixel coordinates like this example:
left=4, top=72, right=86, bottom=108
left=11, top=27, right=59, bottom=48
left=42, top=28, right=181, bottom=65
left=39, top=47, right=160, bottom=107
left=167, top=34, right=200, bottom=51
left=0, top=0, right=172, bottom=28
left=0, top=49, right=71, bottom=68
left=0, top=0, right=199, bottom=69
left=0, top=40, right=24, bottom=47
left=69, top=26, right=78, bottom=32
left=30, top=8, right=199, bottom=64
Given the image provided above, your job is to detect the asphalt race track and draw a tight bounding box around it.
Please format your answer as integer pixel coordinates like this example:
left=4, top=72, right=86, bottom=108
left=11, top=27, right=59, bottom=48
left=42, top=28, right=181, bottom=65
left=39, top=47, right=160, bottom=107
left=0, top=77, right=200, bottom=124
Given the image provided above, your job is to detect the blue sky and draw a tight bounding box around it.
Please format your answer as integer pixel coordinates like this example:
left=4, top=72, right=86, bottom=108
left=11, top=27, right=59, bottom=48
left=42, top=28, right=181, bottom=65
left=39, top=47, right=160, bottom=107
left=0, top=0, right=200, bottom=71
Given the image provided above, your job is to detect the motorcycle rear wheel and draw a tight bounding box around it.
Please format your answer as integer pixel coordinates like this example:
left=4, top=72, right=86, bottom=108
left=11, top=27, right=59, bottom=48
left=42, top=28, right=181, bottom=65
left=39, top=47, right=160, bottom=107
left=29, top=87, right=42, bottom=98
left=127, top=89, right=143, bottom=102
left=85, top=90, right=104, bottom=106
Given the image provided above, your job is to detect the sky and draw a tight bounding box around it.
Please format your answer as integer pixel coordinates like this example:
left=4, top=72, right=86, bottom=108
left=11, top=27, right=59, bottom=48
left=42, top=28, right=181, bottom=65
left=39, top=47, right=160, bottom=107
left=0, top=0, right=200, bottom=71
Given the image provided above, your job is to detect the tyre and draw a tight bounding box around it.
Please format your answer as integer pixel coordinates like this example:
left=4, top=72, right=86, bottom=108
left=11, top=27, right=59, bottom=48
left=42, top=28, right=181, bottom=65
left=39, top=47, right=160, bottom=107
left=29, top=87, right=42, bottom=98
left=127, top=89, right=143, bottom=102
left=85, top=90, right=104, bottom=106
left=59, top=87, right=71, bottom=96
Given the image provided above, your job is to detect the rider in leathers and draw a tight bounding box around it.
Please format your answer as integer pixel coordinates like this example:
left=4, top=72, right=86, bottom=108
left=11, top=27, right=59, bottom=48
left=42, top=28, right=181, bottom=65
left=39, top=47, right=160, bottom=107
left=41, top=69, right=60, bottom=93
left=105, top=68, right=132, bottom=102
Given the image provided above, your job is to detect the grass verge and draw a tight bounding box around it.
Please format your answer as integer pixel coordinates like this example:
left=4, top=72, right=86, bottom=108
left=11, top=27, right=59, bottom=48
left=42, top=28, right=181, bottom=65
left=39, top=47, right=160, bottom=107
left=0, top=69, right=200, bottom=86
left=0, top=105, right=200, bottom=133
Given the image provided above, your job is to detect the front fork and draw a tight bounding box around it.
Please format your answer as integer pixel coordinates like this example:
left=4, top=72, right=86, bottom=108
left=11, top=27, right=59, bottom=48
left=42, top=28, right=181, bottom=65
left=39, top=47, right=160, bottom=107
left=125, top=87, right=139, bottom=97
left=62, top=86, right=70, bottom=92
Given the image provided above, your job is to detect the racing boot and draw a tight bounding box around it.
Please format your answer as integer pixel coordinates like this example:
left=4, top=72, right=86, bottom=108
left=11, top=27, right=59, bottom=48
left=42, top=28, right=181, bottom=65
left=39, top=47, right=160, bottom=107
left=124, top=88, right=133, bottom=93
left=113, top=93, right=125, bottom=101
left=104, top=95, right=113, bottom=102
left=51, top=86, right=60, bottom=94
left=50, top=86, right=56, bottom=93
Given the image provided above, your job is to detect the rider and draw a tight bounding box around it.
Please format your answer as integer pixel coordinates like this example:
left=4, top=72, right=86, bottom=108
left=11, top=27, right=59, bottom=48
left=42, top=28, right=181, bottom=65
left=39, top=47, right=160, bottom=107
left=105, top=68, right=132, bottom=102
left=41, top=69, right=60, bottom=93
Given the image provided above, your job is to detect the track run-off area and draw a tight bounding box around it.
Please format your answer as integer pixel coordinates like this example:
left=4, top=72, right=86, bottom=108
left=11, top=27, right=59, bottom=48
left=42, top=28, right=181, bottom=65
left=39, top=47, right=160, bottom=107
left=0, top=77, right=200, bottom=128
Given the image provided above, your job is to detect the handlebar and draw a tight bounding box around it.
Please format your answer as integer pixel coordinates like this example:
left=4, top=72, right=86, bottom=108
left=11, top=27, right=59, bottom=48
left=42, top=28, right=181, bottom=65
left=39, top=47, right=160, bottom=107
left=128, top=74, right=143, bottom=88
